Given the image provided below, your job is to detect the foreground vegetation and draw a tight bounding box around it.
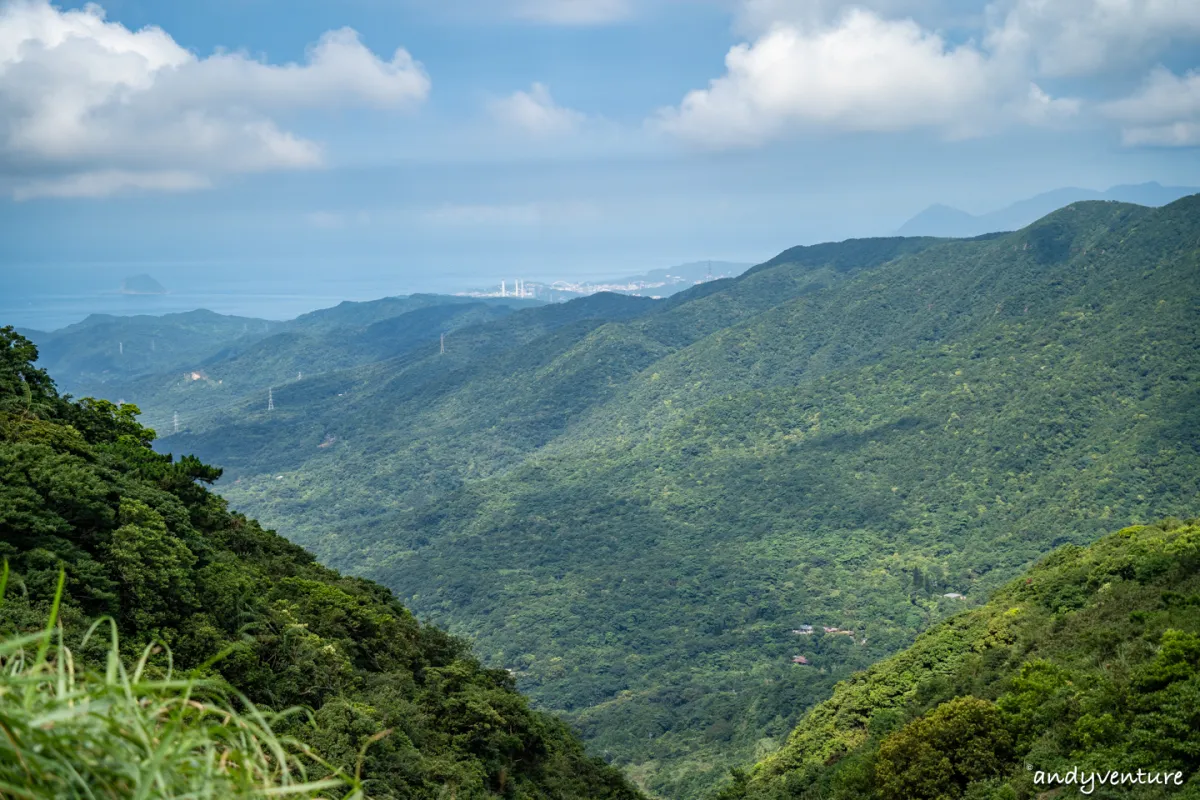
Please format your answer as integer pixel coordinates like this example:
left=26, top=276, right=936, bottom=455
left=0, top=569, right=367, bottom=799
left=716, top=519, right=1200, bottom=799
left=0, top=326, right=643, bottom=799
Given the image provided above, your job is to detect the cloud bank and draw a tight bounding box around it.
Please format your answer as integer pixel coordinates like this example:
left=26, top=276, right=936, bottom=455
left=418, top=201, right=601, bottom=227
left=0, top=0, right=430, bottom=199
left=1102, top=67, right=1200, bottom=146
left=658, top=0, right=1200, bottom=149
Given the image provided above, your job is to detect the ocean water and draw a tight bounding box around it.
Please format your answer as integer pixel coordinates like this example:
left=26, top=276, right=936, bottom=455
left=0, top=260, right=675, bottom=332
left=0, top=262, right=476, bottom=332
left=2, top=289, right=382, bottom=332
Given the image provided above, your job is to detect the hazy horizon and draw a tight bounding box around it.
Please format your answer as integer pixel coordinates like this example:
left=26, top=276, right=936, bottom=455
left=7, top=178, right=1198, bottom=331
left=0, top=254, right=761, bottom=331
left=3, top=0, right=1199, bottom=328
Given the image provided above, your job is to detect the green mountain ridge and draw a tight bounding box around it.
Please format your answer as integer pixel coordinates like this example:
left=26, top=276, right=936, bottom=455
left=230, top=198, right=1198, bottom=797
left=716, top=517, right=1200, bottom=799
left=24, top=308, right=283, bottom=386
left=25, top=295, right=546, bottom=437
left=20, top=196, right=1200, bottom=798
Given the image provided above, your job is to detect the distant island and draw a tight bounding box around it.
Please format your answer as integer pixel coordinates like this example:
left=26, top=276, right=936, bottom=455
left=120, top=274, right=168, bottom=295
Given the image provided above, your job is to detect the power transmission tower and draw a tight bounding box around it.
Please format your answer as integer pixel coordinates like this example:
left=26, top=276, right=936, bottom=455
left=440, top=333, right=445, bottom=355
left=173, top=412, right=180, bottom=434
left=268, top=387, right=274, bottom=412
left=119, top=341, right=123, bottom=356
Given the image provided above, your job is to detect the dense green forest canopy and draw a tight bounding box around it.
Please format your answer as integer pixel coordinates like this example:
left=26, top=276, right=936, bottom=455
left=0, top=326, right=643, bottom=800
left=25, top=196, right=1200, bottom=798
left=715, top=518, right=1200, bottom=800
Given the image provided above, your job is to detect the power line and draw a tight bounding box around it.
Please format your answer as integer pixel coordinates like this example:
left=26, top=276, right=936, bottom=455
left=135, top=369, right=315, bottom=436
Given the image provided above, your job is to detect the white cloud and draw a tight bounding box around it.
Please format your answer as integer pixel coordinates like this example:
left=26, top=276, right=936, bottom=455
left=487, top=83, right=586, bottom=137
left=985, top=0, right=1200, bottom=78
left=735, top=0, right=1200, bottom=66
left=0, top=0, right=430, bottom=199
left=1013, top=82, right=1082, bottom=127
left=1102, top=67, right=1200, bottom=146
left=511, top=0, right=633, bottom=24
left=13, top=169, right=209, bottom=200
left=419, top=202, right=600, bottom=227
left=733, top=0, right=975, bottom=35
left=659, top=0, right=1200, bottom=149
left=1118, top=121, right=1200, bottom=147
left=654, top=9, right=1067, bottom=147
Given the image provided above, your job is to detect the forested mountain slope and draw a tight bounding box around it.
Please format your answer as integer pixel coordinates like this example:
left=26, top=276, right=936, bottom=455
left=287, top=294, right=542, bottom=333
left=23, top=308, right=283, bottom=384
left=163, top=292, right=660, bottom=518
left=47, top=197, right=1200, bottom=798
left=170, top=239, right=937, bottom=539
left=715, top=518, right=1200, bottom=800
left=290, top=199, right=1195, bottom=798
left=0, top=327, right=642, bottom=800
left=26, top=294, right=542, bottom=437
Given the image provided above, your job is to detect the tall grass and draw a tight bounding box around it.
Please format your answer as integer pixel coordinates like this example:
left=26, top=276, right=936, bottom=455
left=0, top=566, right=374, bottom=800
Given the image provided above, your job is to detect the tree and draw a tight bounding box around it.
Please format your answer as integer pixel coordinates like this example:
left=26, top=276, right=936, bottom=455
left=875, top=697, right=1013, bottom=800
left=105, top=498, right=198, bottom=630
left=0, top=327, right=56, bottom=418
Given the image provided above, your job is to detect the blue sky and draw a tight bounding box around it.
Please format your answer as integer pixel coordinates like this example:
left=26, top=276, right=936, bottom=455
left=1, top=0, right=1198, bottom=291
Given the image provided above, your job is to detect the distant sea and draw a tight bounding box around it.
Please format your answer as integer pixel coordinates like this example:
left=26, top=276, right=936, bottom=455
left=0, top=262, right=487, bottom=332
left=0, top=259, right=694, bottom=332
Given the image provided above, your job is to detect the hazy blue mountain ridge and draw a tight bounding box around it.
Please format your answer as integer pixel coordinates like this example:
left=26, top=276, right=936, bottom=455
left=898, top=181, right=1200, bottom=237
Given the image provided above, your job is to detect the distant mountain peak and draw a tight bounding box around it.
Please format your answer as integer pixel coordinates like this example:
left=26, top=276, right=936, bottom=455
left=897, top=203, right=977, bottom=233
left=897, top=182, right=1199, bottom=238
left=120, top=274, right=168, bottom=295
